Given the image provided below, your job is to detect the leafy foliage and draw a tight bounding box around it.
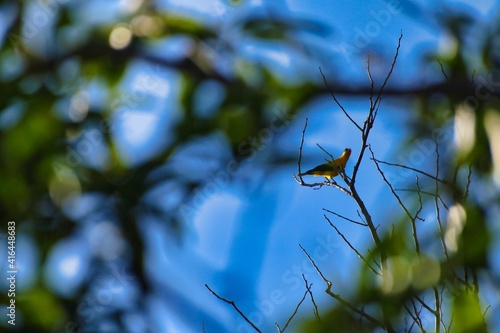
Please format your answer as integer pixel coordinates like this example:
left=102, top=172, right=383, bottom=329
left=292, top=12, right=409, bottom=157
left=0, top=1, right=499, bottom=332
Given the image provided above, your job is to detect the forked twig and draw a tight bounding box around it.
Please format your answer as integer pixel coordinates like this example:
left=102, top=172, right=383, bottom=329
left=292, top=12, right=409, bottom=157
left=277, top=276, right=313, bottom=332
left=302, top=274, right=320, bottom=320
left=299, top=244, right=386, bottom=329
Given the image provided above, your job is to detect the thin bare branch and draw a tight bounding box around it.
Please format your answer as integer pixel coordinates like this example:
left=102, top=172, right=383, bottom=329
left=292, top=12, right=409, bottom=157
left=298, top=244, right=387, bottom=330
left=394, top=188, right=450, bottom=211
left=410, top=299, right=426, bottom=333
left=367, top=248, right=382, bottom=271
left=370, top=158, right=449, bottom=185
left=414, top=295, right=436, bottom=316
left=414, top=176, right=424, bottom=223
left=293, top=173, right=352, bottom=194
left=463, top=164, right=472, bottom=203
left=483, top=305, right=491, bottom=317
left=297, top=117, right=308, bottom=178
left=369, top=145, right=420, bottom=253
left=356, top=210, right=367, bottom=224
left=323, top=208, right=367, bottom=227
left=351, top=35, right=401, bottom=186
left=403, top=303, right=423, bottom=333
left=349, top=183, right=384, bottom=263
left=324, top=215, right=381, bottom=276
left=437, top=59, right=449, bottom=81
left=278, top=277, right=312, bottom=332
left=367, top=55, right=375, bottom=112
left=299, top=244, right=329, bottom=282
left=302, top=274, right=320, bottom=320
left=434, top=287, right=441, bottom=333
left=372, top=32, right=403, bottom=112
left=433, top=136, right=449, bottom=260
left=205, top=284, right=262, bottom=333
left=319, top=67, right=363, bottom=131
left=316, top=143, right=334, bottom=162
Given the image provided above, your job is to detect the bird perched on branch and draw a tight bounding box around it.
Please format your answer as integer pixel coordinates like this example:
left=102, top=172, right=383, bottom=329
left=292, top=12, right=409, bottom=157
left=299, top=148, right=351, bottom=178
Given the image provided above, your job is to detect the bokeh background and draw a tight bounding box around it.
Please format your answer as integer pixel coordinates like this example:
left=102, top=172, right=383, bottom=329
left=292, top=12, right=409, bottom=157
left=0, top=0, right=499, bottom=332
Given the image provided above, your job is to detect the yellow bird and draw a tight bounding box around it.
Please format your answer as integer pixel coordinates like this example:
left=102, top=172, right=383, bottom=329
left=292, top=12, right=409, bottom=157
left=299, top=148, right=352, bottom=178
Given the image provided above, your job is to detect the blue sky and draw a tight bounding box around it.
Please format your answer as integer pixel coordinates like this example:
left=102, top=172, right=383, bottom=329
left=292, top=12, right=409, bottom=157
left=1, top=0, right=499, bottom=332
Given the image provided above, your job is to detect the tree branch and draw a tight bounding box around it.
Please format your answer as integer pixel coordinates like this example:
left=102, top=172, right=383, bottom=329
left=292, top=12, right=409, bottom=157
left=323, top=208, right=367, bottom=227
left=205, top=284, right=262, bottom=333
left=277, top=275, right=313, bottom=332
left=319, top=67, right=362, bottom=131
left=324, top=214, right=381, bottom=276
left=299, top=245, right=387, bottom=330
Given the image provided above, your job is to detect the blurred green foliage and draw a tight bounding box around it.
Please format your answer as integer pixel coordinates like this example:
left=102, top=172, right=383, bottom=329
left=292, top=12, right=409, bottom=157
left=0, top=1, right=499, bottom=332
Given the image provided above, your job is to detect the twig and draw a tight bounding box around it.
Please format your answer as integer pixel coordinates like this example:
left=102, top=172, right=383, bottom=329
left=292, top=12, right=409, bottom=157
left=319, top=67, right=362, bottom=131
left=205, top=284, right=262, bottom=333
left=316, top=143, right=334, bottom=162
left=278, top=276, right=313, bottom=332
left=356, top=210, right=367, bottom=225
left=372, top=32, right=403, bottom=113
left=324, top=215, right=381, bottom=276
left=414, top=295, right=436, bottom=316
left=302, top=274, right=320, bottom=320
left=463, top=164, right=472, bottom=203
left=414, top=176, right=424, bottom=223
left=297, top=118, right=308, bottom=178
left=367, top=55, right=375, bottom=112
left=432, top=136, right=449, bottom=260
left=323, top=208, right=367, bottom=227
left=351, top=34, right=402, bottom=186
left=437, top=59, right=449, bottom=81
left=293, top=173, right=352, bottom=194
left=394, top=188, right=450, bottom=211
left=410, top=298, right=425, bottom=332
left=370, top=145, right=420, bottom=253
left=403, top=303, right=422, bottom=333
left=298, top=245, right=388, bottom=330
left=370, top=158, right=449, bottom=185
left=349, top=184, right=384, bottom=259
left=433, top=287, right=441, bottom=333
left=367, top=248, right=382, bottom=271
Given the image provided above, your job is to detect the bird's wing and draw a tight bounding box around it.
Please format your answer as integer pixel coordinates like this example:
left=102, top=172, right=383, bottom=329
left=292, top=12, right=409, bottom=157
left=307, top=163, right=337, bottom=172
